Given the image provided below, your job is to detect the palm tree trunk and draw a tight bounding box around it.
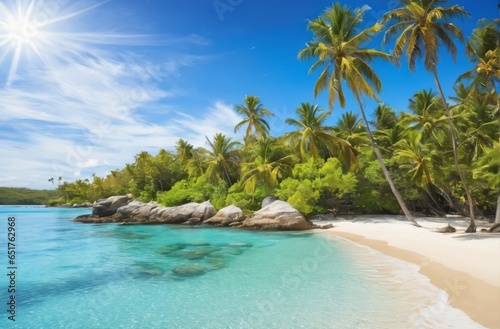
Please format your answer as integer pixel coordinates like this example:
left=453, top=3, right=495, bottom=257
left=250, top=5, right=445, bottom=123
left=495, top=194, right=500, bottom=224
left=357, top=99, right=420, bottom=227
left=432, top=69, right=476, bottom=232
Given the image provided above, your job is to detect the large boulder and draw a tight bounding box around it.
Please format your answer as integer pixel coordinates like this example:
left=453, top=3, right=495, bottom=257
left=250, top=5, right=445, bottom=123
left=92, top=195, right=132, bottom=217
left=241, top=200, right=313, bottom=230
left=156, top=202, right=200, bottom=224
left=204, top=205, right=244, bottom=226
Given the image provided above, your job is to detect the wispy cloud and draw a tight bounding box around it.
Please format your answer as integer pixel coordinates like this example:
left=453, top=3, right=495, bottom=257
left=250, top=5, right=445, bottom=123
left=0, top=52, right=242, bottom=188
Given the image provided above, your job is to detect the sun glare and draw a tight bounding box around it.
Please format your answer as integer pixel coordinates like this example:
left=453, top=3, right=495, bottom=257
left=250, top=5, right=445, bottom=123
left=0, top=0, right=109, bottom=86
left=6, top=17, right=39, bottom=45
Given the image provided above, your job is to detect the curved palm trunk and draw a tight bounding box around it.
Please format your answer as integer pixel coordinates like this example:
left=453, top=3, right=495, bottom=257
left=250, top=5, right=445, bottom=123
left=357, top=99, right=420, bottom=227
left=432, top=69, right=476, bottom=232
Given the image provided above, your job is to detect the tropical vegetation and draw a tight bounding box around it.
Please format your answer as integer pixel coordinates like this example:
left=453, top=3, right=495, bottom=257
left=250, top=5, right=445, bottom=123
left=43, top=1, right=498, bottom=227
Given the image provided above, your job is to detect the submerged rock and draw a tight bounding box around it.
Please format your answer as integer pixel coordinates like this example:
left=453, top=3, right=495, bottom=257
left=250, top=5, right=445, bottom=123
left=158, top=243, right=188, bottom=254
left=241, top=200, right=313, bottom=230
left=171, top=264, right=207, bottom=277
left=138, top=269, right=164, bottom=276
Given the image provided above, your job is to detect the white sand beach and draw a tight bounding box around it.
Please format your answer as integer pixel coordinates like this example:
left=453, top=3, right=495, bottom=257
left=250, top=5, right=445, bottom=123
left=312, top=215, right=500, bottom=329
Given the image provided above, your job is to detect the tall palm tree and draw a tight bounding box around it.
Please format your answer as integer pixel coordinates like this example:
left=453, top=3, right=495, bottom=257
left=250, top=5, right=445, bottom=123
left=381, top=0, right=476, bottom=231
left=234, top=95, right=274, bottom=141
left=204, top=133, right=241, bottom=187
left=299, top=3, right=420, bottom=226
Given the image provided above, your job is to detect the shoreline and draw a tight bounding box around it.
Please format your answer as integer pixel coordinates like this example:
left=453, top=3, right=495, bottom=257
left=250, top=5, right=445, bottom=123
left=313, top=215, right=500, bottom=329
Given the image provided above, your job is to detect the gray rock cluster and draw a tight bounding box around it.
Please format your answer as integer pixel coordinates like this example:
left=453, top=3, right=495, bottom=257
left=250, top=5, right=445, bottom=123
left=74, top=195, right=313, bottom=231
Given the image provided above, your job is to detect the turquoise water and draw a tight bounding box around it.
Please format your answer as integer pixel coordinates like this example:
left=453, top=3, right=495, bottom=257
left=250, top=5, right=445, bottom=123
left=0, top=206, right=483, bottom=328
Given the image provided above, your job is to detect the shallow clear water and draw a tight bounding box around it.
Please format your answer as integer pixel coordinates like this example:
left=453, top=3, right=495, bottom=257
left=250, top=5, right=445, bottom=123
left=0, top=206, right=483, bottom=328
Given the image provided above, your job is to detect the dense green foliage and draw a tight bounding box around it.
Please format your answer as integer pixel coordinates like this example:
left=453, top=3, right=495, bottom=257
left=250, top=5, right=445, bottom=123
left=42, top=2, right=498, bottom=220
left=0, top=187, right=58, bottom=205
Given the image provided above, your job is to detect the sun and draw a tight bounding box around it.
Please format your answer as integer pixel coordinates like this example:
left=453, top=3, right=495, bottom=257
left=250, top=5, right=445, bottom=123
left=0, top=0, right=108, bottom=87
left=5, top=16, right=40, bottom=45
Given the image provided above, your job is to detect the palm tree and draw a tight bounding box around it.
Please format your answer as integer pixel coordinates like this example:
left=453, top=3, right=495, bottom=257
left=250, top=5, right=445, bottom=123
left=401, top=89, right=447, bottom=143
left=175, top=139, right=194, bottom=170
left=395, top=131, right=434, bottom=187
left=334, top=111, right=368, bottom=171
left=371, top=104, right=398, bottom=131
left=457, top=19, right=500, bottom=98
left=204, top=133, right=241, bottom=186
left=240, top=137, right=297, bottom=194
left=234, top=95, right=274, bottom=141
left=334, top=111, right=368, bottom=147
left=473, top=142, right=500, bottom=225
left=299, top=3, right=420, bottom=226
left=284, top=103, right=355, bottom=167
left=381, top=0, right=476, bottom=231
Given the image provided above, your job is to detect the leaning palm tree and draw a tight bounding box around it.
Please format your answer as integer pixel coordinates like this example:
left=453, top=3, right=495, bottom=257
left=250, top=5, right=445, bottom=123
left=299, top=3, right=420, bottom=226
left=381, top=0, right=476, bottom=231
left=234, top=95, right=274, bottom=141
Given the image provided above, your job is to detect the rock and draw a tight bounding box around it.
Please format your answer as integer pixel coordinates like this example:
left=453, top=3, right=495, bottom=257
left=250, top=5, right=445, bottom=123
left=117, top=200, right=146, bottom=217
left=156, top=202, right=199, bottom=224
left=92, top=195, right=132, bottom=217
left=262, top=196, right=278, bottom=208
left=138, top=269, right=164, bottom=276
left=72, top=202, right=93, bottom=208
left=204, top=205, right=244, bottom=226
left=73, top=214, right=121, bottom=223
left=171, top=264, right=207, bottom=277
left=191, top=201, right=217, bottom=221
left=436, top=224, right=456, bottom=233
left=128, top=203, right=159, bottom=222
left=319, top=223, right=334, bottom=229
left=241, top=200, right=313, bottom=230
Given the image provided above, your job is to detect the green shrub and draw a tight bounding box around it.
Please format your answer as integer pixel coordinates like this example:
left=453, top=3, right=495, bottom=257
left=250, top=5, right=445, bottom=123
left=276, top=158, right=357, bottom=215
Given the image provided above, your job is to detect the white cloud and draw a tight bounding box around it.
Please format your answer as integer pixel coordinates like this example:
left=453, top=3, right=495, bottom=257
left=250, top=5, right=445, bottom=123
left=0, top=176, right=17, bottom=182
left=77, top=159, right=99, bottom=169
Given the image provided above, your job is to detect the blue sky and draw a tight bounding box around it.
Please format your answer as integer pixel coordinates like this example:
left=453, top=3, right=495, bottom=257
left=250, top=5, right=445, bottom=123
left=0, top=0, right=496, bottom=189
